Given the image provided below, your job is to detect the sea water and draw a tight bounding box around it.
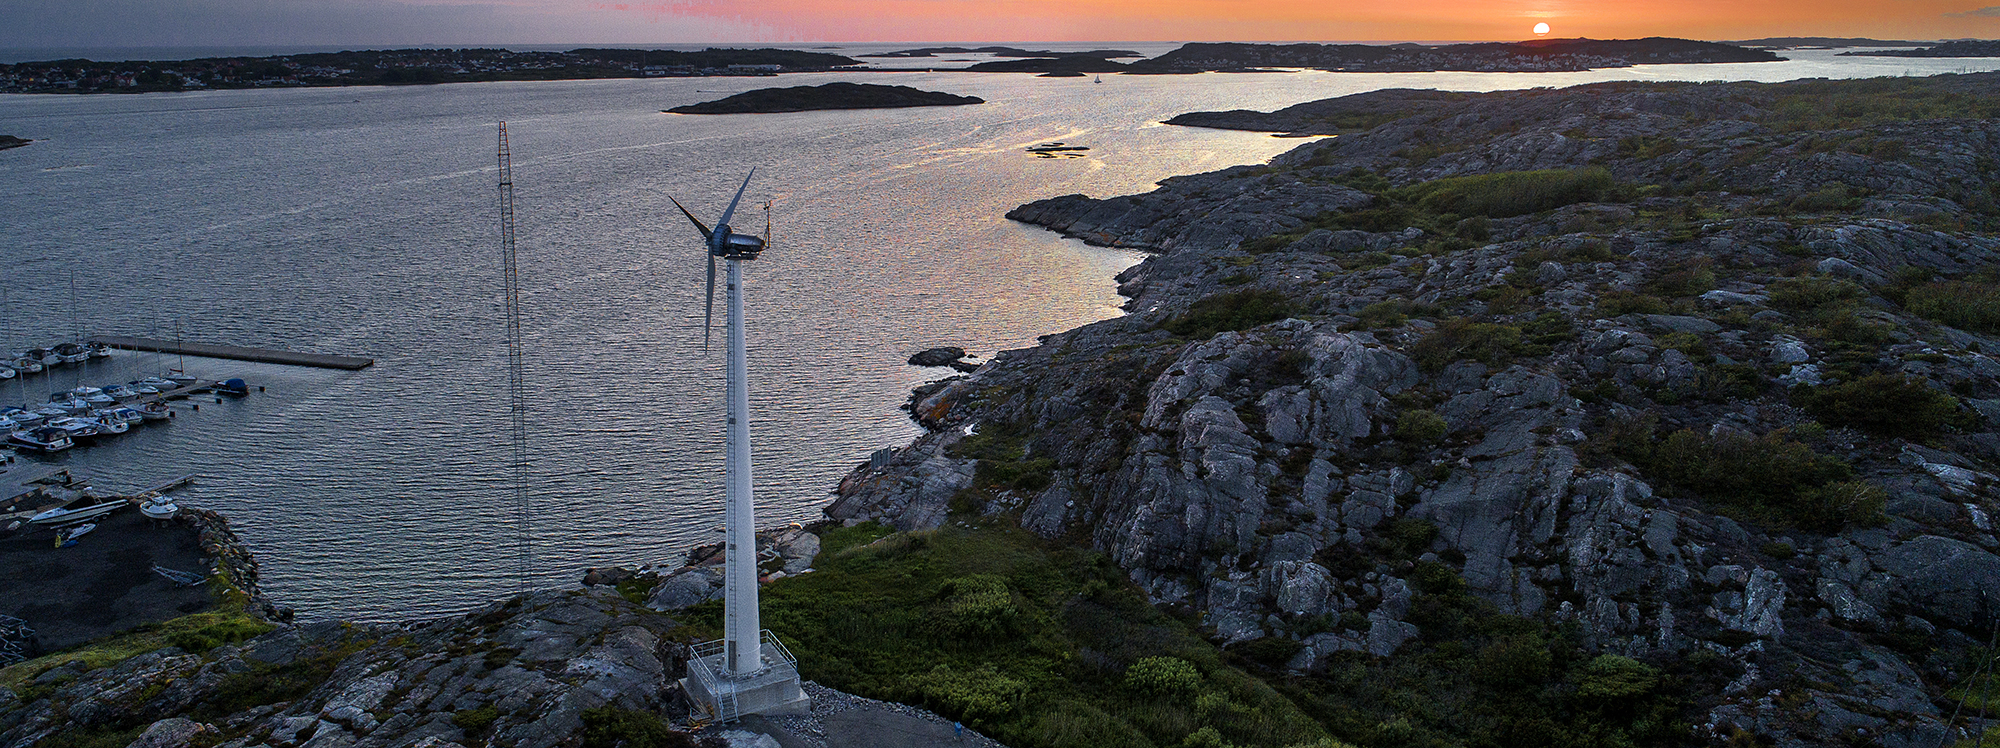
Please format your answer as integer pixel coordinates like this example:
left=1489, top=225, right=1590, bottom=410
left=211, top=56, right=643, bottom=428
left=1, top=48, right=1994, bottom=620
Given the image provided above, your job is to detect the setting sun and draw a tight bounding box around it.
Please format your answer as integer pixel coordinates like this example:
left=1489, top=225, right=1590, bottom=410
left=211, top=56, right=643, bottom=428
left=1534, top=21, right=1551, bottom=36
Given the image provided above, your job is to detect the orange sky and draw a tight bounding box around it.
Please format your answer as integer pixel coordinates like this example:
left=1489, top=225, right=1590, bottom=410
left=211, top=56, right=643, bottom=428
left=602, top=0, right=2000, bottom=42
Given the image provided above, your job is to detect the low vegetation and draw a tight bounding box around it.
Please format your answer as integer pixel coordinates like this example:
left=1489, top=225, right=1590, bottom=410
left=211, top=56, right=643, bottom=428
left=685, top=522, right=1332, bottom=748
left=1597, top=419, right=1884, bottom=532
left=1399, top=167, right=1623, bottom=219
left=1163, top=290, right=1296, bottom=339
left=1799, top=373, right=1965, bottom=439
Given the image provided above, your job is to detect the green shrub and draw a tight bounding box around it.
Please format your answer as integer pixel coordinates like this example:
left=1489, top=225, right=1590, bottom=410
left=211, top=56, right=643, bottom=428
left=1354, top=299, right=1423, bottom=329
left=1767, top=277, right=1867, bottom=312
left=1794, top=481, right=1889, bottom=531
left=932, top=575, right=1018, bottom=639
left=1645, top=263, right=1716, bottom=298
left=1162, top=290, right=1295, bottom=339
left=1655, top=331, right=1708, bottom=357
left=1399, top=167, right=1622, bottom=218
left=1232, top=638, right=1306, bottom=670
left=1125, top=656, right=1203, bottom=697
left=453, top=705, right=500, bottom=733
left=1637, top=429, right=1866, bottom=530
left=165, top=618, right=271, bottom=654
left=1907, top=279, right=2000, bottom=333
left=913, top=664, right=1029, bottom=720
left=580, top=706, right=696, bottom=748
left=1475, top=634, right=1553, bottom=687
left=1410, top=318, right=1521, bottom=372
left=1575, top=655, right=1660, bottom=704
left=1394, top=410, right=1448, bottom=443
left=1800, top=373, right=1962, bottom=438
left=1410, top=561, right=1466, bottom=595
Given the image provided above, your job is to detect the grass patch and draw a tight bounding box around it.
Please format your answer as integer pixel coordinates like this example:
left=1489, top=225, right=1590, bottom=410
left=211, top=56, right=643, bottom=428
left=719, top=523, right=1329, bottom=748
left=1397, top=167, right=1623, bottom=219
left=1162, top=290, right=1296, bottom=340
left=1906, top=277, right=2000, bottom=333
left=952, top=421, right=1057, bottom=493
left=1761, top=77, right=2000, bottom=132
left=0, top=607, right=269, bottom=691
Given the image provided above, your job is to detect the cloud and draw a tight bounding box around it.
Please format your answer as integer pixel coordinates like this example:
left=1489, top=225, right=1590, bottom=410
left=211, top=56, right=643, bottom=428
left=1946, top=6, right=2000, bottom=17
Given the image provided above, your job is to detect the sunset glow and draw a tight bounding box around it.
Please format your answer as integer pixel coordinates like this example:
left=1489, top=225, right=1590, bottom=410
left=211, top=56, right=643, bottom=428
left=10, top=0, right=2000, bottom=48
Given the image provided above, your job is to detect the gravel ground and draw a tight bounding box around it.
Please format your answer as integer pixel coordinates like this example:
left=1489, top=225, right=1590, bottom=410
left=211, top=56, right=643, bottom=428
left=707, top=681, right=1009, bottom=748
left=0, top=507, right=211, bottom=651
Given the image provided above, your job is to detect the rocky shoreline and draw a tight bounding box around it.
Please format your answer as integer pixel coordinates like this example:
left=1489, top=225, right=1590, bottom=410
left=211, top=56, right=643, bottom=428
left=829, top=73, right=2000, bottom=747
left=666, top=82, right=984, bottom=114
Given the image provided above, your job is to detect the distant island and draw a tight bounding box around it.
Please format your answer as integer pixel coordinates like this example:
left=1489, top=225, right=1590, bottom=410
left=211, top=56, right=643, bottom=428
left=0, top=47, right=862, bottom=94
left=1165, top=88, right=1473, bottom=134
left=860, top=46, right=1141, bottom=59
left=0, top=135, right=27, bottom=150
left=1728, top=36, right=1929, bottom=49
left=1842, top=40, right=2000, bottom=57
left=666, top=82, right=983, bottom=114
left=1121, top=38, right=1782, bottom=74
left=0, top=38, right=1786, bottom=95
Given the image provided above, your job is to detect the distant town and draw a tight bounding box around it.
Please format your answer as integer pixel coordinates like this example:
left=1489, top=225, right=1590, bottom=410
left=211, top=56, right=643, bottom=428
left=0, top=47, right=865, bottom=93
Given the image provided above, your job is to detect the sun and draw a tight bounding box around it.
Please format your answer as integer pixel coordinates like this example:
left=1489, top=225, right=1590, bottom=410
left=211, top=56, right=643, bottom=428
left=1533, top=22, right=1551, bottom=36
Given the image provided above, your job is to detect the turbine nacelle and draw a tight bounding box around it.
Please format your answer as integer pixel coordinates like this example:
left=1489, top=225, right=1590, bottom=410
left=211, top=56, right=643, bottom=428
left=669, top=169, right=764, bottom=349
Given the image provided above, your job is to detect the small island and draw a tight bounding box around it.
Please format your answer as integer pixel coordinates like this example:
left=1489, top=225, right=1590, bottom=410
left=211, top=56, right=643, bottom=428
left=666, top=82, right=983, bottom=114
left=0, top=135, right=28, bottom=150
left=1841, top=39, right=2000, bottom=57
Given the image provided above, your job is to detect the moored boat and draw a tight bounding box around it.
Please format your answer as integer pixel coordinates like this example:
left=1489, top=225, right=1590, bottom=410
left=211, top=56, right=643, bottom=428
left=0, top=364, right=13, bottom=380
left=7, top=427, right=73, bottom=453
left=10, top=357, right=41, bottom=374
left=95, top=408, right=143, bottom=427
left=51, top=343, right=89, bottom=365
left=42, top=416, right=105, bottom=440
left=138, top=402, right=171, bottom=421
left=28, top=496, right=122, bottom=525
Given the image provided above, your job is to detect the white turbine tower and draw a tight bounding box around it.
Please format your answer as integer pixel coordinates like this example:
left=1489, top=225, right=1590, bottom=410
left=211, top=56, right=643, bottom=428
left=670, top=171, right=807, bottom=723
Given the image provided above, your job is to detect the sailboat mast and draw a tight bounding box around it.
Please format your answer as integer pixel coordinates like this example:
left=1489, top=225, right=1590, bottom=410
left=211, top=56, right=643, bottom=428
left=723, top=255, right=762, bottom=675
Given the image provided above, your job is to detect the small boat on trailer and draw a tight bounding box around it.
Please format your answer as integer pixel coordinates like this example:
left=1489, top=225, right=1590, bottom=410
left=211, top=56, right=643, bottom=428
left=139, top=497, right=178, bottom=520
left=28, top=495, right=123, bottom=525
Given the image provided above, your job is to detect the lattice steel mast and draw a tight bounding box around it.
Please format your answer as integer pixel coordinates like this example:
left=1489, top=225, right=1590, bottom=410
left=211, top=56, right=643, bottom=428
left=498, top=122, right=532, bottom=592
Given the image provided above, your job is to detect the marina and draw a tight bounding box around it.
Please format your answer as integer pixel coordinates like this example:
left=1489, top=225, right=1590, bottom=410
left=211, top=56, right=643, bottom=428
left=87, top=335, right=374, bottom=371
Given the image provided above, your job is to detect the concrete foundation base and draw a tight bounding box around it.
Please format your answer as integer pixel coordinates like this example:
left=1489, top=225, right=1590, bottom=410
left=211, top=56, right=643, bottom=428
left=683, top=631, right=809, bottom=721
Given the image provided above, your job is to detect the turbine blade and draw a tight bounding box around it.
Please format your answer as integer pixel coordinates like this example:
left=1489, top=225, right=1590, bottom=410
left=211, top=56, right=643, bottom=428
left=670, top=196, right=712, bottom=240
left=703, top=253, right=716, bottom=350
left=716, top=168, right=756, bottom=229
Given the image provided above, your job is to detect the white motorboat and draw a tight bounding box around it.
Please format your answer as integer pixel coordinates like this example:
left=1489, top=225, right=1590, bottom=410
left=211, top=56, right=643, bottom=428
left=0, top=364, right=13, bottom=380
left=139, top=498, right=178, bottom=520
left=8, top=427, right=73, bottom=453
left=86, top=342, right=111, bottom=359
left=45, top=398, right=90, bottom=415
left=101, top=384, right=137, bottom=401
left=43, top=416, right=104, bottom=440
left=95, top=408, right=143, bottom=427
left=131, top=383, right=161, bottom=396
left=28, top=496, right=122, bottom=525
left=10, top=357, right=41, bottom=374
left=80, top=416, right=126, bottom=435
left=138, top=402, right=171, bottom=421
left=24, top=349, right=58, bottom=368
left=0, top=415, right=15, bottom=432
left=5, top=409, right=45, bottom=427
left=51, top=343, right=89, bottom=365
left=83, top=392, right=115, bottom=407
left=138, top=377, right=178, bottom=390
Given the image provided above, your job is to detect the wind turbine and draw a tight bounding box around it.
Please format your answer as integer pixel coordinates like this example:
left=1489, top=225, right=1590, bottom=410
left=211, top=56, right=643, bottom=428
left=669, top=171, right=805, bottom=722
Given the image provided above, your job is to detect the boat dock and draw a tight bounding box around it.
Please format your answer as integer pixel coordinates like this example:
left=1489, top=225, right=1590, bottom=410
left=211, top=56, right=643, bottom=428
left=88, top=336, right=373, bottom=371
